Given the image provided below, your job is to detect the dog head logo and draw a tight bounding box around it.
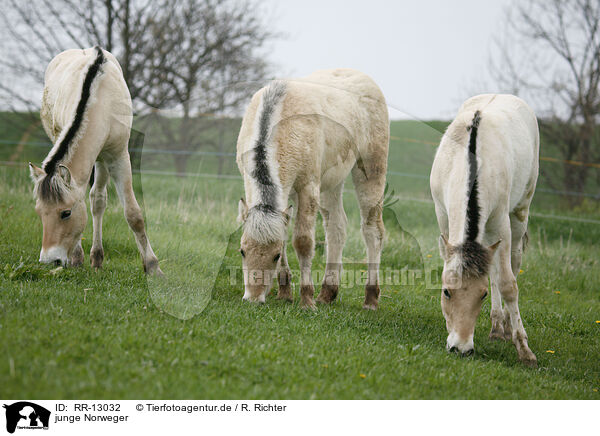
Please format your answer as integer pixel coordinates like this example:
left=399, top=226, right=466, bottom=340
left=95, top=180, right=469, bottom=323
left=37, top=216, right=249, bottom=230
left=3, top=402, right=50, bottom=434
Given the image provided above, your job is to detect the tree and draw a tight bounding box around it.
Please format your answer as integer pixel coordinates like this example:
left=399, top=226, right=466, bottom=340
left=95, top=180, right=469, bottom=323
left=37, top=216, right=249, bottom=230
left=133, top=0, right=272, bottom=175
left=0, top=0, right=274, bottom=174
left=490, top=0, right=600, bottom=205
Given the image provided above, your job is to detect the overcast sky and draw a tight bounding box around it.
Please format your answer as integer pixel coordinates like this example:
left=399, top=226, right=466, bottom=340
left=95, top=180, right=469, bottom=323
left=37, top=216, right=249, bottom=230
left=263, top=0, right=512, bottom=120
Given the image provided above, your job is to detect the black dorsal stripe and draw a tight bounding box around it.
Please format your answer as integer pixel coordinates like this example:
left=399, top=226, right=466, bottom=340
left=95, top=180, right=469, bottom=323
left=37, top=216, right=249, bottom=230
left=40, top=46, right=106, bottom=201
left=251, top=81, right=286, bottom=211
left=465, top=110, right=482, bottom=241
left=43, top=46, right=105, bottom=175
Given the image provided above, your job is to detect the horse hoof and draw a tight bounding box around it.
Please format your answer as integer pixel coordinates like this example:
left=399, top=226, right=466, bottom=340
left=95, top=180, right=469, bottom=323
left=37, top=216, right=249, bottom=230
left=518, top=349, right=537, bottom=368
left=317, top=283, right=338, bottom=304
left=362, top=302, right=378, bottom=311
left=489, top=328, right=505, bottom=341
left=276, top=290, right=293, bottom=302
left=300, top=298, right=316, bottom=310
left=520, top=355, right=538, bottom=368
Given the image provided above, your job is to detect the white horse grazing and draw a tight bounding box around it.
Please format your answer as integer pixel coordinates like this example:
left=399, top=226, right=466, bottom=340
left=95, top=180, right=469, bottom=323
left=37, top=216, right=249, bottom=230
left=236, top=69, right=389, bottom=309
left=430, top=94, right=538, bottom=366
left=29, top=46, right=162, bottom=274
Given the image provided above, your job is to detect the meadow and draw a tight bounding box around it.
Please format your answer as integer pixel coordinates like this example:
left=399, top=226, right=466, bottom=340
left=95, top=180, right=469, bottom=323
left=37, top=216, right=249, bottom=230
left=0, top=116, right=599, bottom=399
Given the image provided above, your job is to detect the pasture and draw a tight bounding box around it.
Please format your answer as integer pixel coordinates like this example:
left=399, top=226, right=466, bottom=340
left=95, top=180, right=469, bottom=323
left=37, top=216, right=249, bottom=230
left=0, top=117, right=599, bottom=399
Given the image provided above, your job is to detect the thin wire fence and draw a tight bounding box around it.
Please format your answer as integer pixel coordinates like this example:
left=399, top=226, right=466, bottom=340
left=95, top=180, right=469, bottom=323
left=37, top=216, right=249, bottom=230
left=3, top=135, right=599, bottom=200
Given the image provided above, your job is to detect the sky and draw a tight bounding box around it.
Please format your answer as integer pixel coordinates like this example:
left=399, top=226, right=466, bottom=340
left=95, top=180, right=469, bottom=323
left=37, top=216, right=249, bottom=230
left=262, top=0, right=512, bottom=120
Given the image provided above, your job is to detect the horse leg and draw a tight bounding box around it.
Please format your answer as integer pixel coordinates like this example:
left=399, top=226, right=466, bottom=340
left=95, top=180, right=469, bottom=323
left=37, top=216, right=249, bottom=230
left=505, top=209, right=529, bottom=339
left=489, top=252, right=506, bottom=341
left=292, top=184, right=319, bottom=309
left=317, top=182, right=347, bottom=304
left=109, top=152, right=162, bottom=275
left=89, top=161, right=110, bottom=269
left=70, top=239, right=84, bottom=267
left=497, top=215, right=537, bottom=366
left=276, top=241, right=293, bottom=301
left=351, top=159, right=386, bottom=310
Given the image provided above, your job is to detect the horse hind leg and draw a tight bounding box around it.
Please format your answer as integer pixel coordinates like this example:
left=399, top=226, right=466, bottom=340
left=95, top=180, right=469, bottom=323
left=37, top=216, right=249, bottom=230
left=109, top=152, right=162, bottom=275
left=503, top=210, right=529, bottom=341
left=500, top=214, right=537, bottom=366
left=351, top=158, right=386, bottom=310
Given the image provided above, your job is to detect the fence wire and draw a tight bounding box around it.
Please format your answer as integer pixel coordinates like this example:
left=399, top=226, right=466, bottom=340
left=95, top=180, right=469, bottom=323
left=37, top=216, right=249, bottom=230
left=2, top=134, right=600, bottom=201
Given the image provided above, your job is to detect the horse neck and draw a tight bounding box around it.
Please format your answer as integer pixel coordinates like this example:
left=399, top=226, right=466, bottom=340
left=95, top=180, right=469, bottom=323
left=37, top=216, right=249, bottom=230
left=62, top=145, right=98, bottom=190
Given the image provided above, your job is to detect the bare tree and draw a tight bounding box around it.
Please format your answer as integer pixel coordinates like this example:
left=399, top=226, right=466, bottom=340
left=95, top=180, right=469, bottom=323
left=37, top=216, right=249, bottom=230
left=0, top=0, right=158, bottom=136
left=134, top=0, right=273, bottom=175
left=490, top=0, right=600, bottom=204
left=0, top=0, right=274, bottom=174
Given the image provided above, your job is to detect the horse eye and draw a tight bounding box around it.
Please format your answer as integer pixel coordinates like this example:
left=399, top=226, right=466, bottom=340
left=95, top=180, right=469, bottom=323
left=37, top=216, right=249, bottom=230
left=443, top=288, right=451, bottom=299
left=273, top=253, right=281, bottom=263
left=240, top=249, right=245, bottom=258
left=481, top=291, right=488, bottom=300
left=61, top=210, right=71, bottom=220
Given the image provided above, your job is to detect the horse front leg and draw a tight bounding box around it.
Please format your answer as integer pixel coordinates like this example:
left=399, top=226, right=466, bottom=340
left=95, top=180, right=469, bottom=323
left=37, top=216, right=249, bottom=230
left=276, top=241, right=293, bottom=301
left=317, top=183, right=347, bottom=304
left=70, top=239, right=84, bottom=267
left=489, top=263, right=505, bottom=341
left=89, top=161, right=110, bottom=269
left=292, top=185, right=318, bottom=309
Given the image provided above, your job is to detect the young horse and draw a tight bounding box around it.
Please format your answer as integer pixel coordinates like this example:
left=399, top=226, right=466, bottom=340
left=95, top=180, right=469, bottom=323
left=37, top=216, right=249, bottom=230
left=430, top=94, right=538, bottom=366
left=29, top=46, right=162, bottom=275
left=236, top=69, right=389, bottom=309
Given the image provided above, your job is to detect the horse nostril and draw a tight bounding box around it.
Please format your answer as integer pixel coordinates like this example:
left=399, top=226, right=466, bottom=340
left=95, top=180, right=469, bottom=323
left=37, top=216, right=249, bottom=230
left=54, top=259, right=62, bottom=266
left=448, top=346, right=458, bottom=353
left=462, top=349, right=474, bottom=357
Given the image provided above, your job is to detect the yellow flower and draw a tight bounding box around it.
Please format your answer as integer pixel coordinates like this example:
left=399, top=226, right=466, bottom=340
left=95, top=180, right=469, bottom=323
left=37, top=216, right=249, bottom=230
left=426, top=254, right=432, bottom=258
left=546, top=350, right=555, bottom=354
left=554, top=291, right=561, bottom=295
left=519, top=269, right=524, bottom=274
left=595, top=320, right=600, bottom=324
left=359, top=373, right=366, bottom=379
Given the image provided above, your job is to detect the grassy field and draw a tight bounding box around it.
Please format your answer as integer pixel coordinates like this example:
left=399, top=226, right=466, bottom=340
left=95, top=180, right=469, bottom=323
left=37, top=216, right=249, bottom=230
left=0, top=117, right=599, bottom=399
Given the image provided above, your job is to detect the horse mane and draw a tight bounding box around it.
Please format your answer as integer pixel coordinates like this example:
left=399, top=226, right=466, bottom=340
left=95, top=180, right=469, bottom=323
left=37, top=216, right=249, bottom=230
left=241, top=81, right=288, bottom=244
left=37, top=46, right=106, bottom=203
left=448, top=239, right=491, bottom=279
left=452, top=110, right=490, bottom=279
left=243, top=204, right=287, bottom=244
left=465, top=110, right=482, bottom=241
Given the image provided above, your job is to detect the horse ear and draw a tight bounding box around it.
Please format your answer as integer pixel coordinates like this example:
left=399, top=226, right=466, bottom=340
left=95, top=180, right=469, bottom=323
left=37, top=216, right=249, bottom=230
left=488, top=239, right=502, bottom=255
left=438, top=234, right=451, bottom=261
left=57, top=165, right=72, bottom=185
left=282, top=205, right=293, bottom=226
left=29, top=162, right=45, bottom=181
left=237, top=198, right=248, bottom=223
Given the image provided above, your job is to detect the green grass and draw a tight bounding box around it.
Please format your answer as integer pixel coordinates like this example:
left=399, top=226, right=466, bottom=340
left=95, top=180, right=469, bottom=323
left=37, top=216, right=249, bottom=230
left=1, top=117, right=600, bottom=399
left=1, top=162, right=599, bottom=399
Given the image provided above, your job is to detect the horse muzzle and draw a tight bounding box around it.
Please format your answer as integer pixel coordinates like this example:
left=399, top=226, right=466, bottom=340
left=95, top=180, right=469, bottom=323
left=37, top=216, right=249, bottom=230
left=39, top=246, right=68, bottom=266
left=446, top=331, right=474, bottom=356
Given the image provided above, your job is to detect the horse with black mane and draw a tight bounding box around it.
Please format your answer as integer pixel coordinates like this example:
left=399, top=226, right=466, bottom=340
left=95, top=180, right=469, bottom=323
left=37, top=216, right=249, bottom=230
left=29, top=46, right=161, bottom=275
left=431, top=94, right=539, bottom=366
